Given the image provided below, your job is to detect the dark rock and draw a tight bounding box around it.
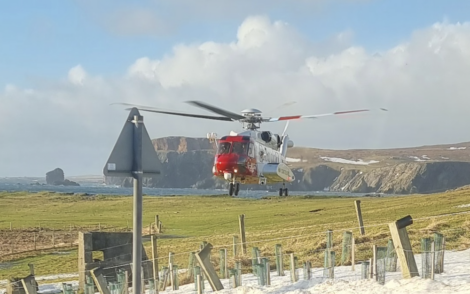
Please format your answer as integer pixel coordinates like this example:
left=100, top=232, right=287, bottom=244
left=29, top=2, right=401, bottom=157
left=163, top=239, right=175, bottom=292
left=51, top=179, right=80, bottom=186
left=46, top=168, right=64, bottom=185
left=45, top=168, right=80, bottom=186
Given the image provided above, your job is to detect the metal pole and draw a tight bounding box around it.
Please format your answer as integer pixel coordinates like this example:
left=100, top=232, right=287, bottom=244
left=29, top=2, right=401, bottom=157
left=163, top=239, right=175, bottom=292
left=132, top=114, right=143, bottom=294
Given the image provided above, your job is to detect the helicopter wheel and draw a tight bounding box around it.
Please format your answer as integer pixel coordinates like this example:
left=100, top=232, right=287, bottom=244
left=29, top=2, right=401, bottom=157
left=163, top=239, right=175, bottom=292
left=234, top=183, right=240, bottom=196
left=280, top=183, right=288, bottom=196
left=229, top=183, right=234, bottom=196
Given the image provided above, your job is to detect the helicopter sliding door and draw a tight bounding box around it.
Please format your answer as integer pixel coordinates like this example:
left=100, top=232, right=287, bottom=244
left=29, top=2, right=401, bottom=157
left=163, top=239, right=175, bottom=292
left=248, top=142, right=255, bottom=158
left=254, top=142, right=266, bottom=181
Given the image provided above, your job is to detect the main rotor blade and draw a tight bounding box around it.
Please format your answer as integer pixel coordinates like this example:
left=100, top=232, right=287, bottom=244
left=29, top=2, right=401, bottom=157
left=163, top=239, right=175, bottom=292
left=186, top=100, right=246, bottom=121
left=113, top=103, right=233, bottom=121
left=265, top=108, right=387, bottom=122
left=265, top=101, right=297, bottom=114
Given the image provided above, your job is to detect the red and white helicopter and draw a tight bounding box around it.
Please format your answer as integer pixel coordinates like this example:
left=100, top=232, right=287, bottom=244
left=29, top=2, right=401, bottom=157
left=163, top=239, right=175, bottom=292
left=119, top=101, right=385, bottom=196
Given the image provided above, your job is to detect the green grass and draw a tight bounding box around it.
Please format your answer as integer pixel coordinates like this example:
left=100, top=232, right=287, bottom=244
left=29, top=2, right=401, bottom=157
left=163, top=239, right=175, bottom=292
left=1, top=190, right=470, bottom=282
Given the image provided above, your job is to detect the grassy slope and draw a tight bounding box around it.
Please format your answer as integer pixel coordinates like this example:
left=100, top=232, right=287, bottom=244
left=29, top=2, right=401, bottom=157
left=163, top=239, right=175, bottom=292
left=1, top=190, right=470, bottom=281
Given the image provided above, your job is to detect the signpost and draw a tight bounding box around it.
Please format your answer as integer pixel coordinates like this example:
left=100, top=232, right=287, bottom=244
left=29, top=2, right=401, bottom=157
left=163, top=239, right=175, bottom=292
left=103, top=108, right=161, bottom=294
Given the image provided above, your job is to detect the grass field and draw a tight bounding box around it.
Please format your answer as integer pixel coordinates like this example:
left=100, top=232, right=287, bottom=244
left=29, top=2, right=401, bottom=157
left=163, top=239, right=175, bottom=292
left=1, top=189, right=470, bottom=282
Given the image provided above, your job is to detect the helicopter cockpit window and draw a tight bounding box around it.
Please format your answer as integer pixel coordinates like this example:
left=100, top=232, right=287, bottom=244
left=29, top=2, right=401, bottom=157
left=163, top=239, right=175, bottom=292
left=232, top=142, right=248, bottom=155
left=217, top=142, right=231, bottom=154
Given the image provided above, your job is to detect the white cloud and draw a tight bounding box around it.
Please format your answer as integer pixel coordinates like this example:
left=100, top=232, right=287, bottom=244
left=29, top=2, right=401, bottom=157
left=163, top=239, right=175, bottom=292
left=2, top=16, right=470, bottom=176
left=68, top=65, right=87, bottom=85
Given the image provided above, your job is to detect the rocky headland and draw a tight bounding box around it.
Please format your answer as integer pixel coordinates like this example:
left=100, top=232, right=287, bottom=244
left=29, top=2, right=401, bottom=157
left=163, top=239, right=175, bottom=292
left=104, top=136, right=470, bottom=194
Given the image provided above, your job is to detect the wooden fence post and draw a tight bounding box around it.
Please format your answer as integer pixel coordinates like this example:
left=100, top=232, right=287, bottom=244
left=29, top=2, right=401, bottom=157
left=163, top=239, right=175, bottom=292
left=169, top=252, right=174, bottom=289
left=351, top=237, right=355, bottom=271
left=28, top=263, right=34, bottom=276
left=155, top=215, right=160, bottom=233
left=233, top=235, right=238, bottom=257
left=151, top=235, right=159, bottom=294
left=372, top=245, right=377, bottom=281
left=239, top=215, right=246, bottom=255
left=354, top=200, right=365, bottom=235
left=431, top=241, right=435, bottom=280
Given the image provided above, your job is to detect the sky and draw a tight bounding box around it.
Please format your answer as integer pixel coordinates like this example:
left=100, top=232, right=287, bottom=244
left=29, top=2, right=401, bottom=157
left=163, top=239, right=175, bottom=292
left=1, top=0, right=470, bottom=177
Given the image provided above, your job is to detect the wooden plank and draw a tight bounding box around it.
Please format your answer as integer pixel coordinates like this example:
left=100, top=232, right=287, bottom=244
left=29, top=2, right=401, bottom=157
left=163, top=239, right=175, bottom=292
left=90, top=267, right=111, bottom=294
left=195, top=243, right=224, bottom=291
left=78, top=232, right=93, bottom=291
left=388, top=221, right=419, bottom=279
left=21, top=278, right=37, bottom=294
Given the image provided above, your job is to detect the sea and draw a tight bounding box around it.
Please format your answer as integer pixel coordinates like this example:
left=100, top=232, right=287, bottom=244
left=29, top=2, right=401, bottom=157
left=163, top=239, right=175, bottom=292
left=0, top=178, right=369, bottom=199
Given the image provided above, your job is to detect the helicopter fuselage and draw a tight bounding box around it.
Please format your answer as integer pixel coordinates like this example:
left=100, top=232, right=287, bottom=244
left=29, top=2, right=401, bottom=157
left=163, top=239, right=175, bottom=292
left=212, top=130, right=295, bottom=185
left=120, top=99, right=383, bottom=196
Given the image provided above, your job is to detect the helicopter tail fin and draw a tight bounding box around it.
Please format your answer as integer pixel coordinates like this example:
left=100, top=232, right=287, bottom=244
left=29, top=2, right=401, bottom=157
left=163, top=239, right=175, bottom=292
left=281, top=121, right=290, bottom=137
left=280, top=121, right=292, bottom=157
left=280, top=134, right=293, bottom=157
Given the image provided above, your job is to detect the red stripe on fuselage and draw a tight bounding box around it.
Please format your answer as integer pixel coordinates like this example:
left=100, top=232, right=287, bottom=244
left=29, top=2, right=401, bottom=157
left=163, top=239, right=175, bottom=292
left=220, top=136, right=248, bottom=142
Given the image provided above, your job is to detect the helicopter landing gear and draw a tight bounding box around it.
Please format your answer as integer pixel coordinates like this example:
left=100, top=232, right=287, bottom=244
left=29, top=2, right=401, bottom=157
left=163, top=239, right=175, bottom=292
left=229, top=182, right=240, bottom=196
left=279, top=183, right=288, bottom=196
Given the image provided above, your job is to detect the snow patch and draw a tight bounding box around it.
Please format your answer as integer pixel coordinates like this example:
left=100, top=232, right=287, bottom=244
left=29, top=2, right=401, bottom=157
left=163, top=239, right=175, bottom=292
left=409, top=156, right=426, bottom=161
left=1, top=249, right=470, bottom=294
left=320, top=157, right=379, bottom=165
left=456, top=203, right=470, bottom=208
left=286, top=157, right=307, bottom=163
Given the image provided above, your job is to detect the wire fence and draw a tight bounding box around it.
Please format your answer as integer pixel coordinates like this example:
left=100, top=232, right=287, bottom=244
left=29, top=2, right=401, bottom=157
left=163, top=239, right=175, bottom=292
left=1, top=210, right=469, bottom=294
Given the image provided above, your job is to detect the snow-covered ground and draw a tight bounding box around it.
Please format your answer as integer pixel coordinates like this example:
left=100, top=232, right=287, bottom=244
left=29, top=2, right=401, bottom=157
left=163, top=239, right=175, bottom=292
left=448, top=147, right=466, bottom=150
left=286, top=157, right=307, bottom=163
left=457, top=203, right=470, bottom=208
left=320, top=156, right=380, bottom=165
left=1, top=248, right=469, bottom=294
left=409, top=156, right=426, bottom=162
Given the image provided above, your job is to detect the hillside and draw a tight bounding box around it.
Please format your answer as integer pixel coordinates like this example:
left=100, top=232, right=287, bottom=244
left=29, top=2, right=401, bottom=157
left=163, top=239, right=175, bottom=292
left=286, top=141, right=470, bottom=170
left=105, top=137, right=470, bottom=194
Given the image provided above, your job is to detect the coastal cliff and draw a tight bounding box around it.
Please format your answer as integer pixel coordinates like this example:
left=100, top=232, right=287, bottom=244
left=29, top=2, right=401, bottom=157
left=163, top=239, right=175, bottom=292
left=105, top=137, right=470, bottom=194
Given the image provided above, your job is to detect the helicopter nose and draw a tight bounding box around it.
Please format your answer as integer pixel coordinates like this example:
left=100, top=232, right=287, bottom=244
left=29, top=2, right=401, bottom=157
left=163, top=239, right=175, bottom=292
left=214, top=154, right=239, bottom=174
